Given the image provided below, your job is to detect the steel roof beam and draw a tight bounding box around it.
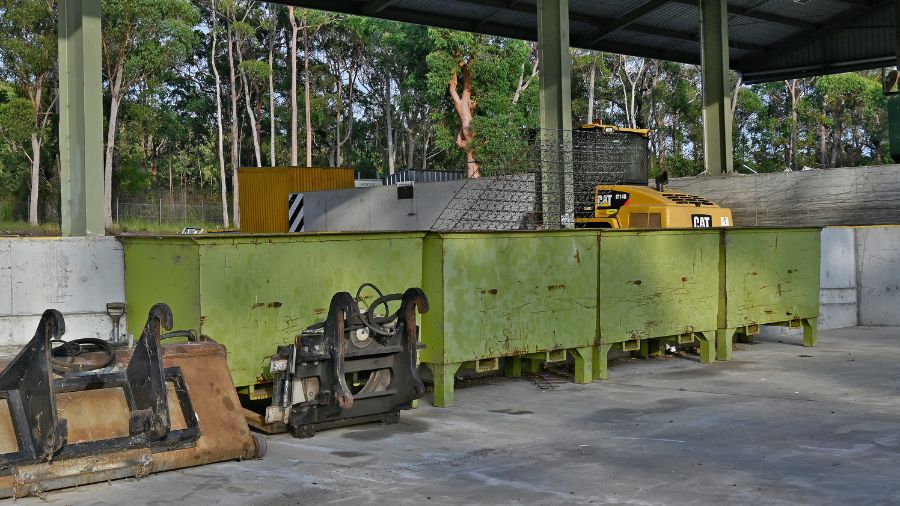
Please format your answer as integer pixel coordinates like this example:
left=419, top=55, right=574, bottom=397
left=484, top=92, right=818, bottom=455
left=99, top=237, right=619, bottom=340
left=361, top=0, right=401, bottom=15
left=739, top=0, right=890, bottom=70
left=671, top=0, right=816, bottom=29
left=475, top=0, right=527, bottom=31
left=574, top=0, right=671, bottom=46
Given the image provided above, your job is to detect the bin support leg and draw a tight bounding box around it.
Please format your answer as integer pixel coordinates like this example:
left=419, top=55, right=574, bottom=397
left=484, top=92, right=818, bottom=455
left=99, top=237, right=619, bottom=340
left=430, top=363, right=460, bottom=408
left=638, top=339, right=662, bottom=359
left=695, top=332, right=715, bottom=364
left=522, top=358, right=542, bottom=373
left=802, top=318, right=817, bottom=347
left=570, top=347, right=592, bottom=384
left=592, top=343, right=613, bottom=380
left=716, top=328, right=736, bottom=361
left=736, top=330, right=753, bottom=344
left=504, top=357, right=522, bottom=378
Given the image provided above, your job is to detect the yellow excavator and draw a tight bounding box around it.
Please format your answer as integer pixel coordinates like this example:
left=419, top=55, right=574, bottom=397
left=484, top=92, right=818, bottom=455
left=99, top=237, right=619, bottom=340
left=573, top=124, right=733, bottom=229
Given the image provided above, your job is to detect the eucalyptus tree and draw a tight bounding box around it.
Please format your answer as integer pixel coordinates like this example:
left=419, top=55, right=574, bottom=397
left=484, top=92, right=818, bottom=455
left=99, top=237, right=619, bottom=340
left=101, top=0, right=199, bottom=226
left=0, top=0, right=57, bottom=225
left=425, top=30, right=539, bottom=177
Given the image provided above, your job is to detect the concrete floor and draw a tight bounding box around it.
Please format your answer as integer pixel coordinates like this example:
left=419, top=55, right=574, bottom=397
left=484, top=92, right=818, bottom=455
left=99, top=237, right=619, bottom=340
left=27, top=326, right=900, bottom=506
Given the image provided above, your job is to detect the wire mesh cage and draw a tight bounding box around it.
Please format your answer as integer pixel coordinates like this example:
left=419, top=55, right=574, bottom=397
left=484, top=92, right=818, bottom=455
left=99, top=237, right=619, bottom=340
left=432, top=128, right=649, bottom=232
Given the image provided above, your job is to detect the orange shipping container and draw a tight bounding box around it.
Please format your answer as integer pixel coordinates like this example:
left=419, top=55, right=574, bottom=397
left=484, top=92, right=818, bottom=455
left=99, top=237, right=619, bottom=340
left=237, top=167, right=354, bottom=233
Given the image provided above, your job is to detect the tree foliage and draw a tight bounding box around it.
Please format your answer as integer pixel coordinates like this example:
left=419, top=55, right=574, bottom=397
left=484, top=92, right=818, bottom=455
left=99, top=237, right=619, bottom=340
left=0, top=4, right=891, bottom=224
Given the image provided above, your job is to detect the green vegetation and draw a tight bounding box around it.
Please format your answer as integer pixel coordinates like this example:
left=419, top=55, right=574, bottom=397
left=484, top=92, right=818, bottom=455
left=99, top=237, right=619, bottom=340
left=0, top=2, right=892, bottom=233
left=107, top=219, right=223, bottom=235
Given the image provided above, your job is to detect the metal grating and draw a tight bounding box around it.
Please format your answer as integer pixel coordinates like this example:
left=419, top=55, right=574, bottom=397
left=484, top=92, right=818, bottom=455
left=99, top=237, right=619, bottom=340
left=431, top=128, right=649, bottom=232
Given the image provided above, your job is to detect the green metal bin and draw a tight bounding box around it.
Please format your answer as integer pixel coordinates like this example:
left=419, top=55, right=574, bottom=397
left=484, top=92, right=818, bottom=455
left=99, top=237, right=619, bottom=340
left=421, top=231, right=599, bottom=407
left=594, top=229, right=721, bottom=380
left=716, top=227, right=821, bottom=360
left=122, top=232, right=425, bottom=395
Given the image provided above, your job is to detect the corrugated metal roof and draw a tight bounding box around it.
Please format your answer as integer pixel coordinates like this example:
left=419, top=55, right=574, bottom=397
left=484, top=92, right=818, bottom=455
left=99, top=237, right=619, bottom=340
left=275, top=0, right=897, bottom=83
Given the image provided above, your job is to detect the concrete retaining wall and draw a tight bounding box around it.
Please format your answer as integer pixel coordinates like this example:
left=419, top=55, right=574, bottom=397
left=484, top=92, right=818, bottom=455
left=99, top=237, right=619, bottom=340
left=668, top=165, right=900, bottom=227
left=818, top=227, right=859, bottom=330
left=856, top=226, right=900, bottom=326
left=0, top=237, right=125, bottom=346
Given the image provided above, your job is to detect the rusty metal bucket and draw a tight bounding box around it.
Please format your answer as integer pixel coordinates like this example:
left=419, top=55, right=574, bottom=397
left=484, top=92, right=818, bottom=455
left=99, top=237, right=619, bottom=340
left=0, top=304, right=264, bottom=499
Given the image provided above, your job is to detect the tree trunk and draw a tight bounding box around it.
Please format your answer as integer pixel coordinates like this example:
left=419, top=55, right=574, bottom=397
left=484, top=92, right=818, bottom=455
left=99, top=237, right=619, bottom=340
left=226, top=15, right=241, bottom=227
left=104, top=63, right=125, bottom=228
left=240, top=70, right=262, bottom=166
left=233, top=16, right=262, bottom=168
left=269, top=5, right=277, bottom=167
left=384, top=69, right=395, bottom=174
left=655, top=109, right=665, bottom=169
left=288, top=7, right=298, bottom=167
left=334, top=68, right=356, bottom=167
left=211, top=0, right=230, bottom=227
left=303, top=24, right=313, bottom=167
left=786, top=79, right=799, bottom=171
left=819, top=123, right=828, bottom=168
left=449, top=63, right=479, bottom=178
left=28, top=132, right=40, bottom=225
left=421, top=128, right=431, bottom=170
left=831, top=103, right=843, bottom=168
left=731, top=74, right=742, bottom=120
left=586, top=55, right=596, bottom=123
left=335, top=77, right=343, bottom=166
left=406, top=116, right=415, bottom=170
left=512, top=49, right=538, bottom=106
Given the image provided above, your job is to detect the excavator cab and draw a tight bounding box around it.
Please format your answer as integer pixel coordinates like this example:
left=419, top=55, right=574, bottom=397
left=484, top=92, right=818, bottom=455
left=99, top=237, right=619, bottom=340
left=573, top=123, right=733, bottom=229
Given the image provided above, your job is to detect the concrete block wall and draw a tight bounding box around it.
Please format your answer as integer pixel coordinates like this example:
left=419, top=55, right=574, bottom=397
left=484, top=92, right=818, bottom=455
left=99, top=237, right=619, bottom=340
left=0, top=237, right=125, bottom=346
left=667, top=165, right=900, bottom=227
left=818, top=227, right=858, bottom=330
left=856, top=226, right=900, bottom=326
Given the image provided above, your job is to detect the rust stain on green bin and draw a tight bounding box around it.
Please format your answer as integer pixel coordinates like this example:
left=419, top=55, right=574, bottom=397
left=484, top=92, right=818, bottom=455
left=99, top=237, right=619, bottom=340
left=594, top=229, right=721, bottom=379
left=421, top=231, right=599, bottom=407
left=121, top=232, right=424, bottom=391
left=717, top=227, right=821, bottom=360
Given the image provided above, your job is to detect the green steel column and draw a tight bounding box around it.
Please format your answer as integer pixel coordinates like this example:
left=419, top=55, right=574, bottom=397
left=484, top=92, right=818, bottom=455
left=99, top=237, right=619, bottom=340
left=890, top=0, right=900, bottom=162
left=888, top=96, right=900, bottom=163
left=58, top=0, right=105, bottom=236
left=699, top=0, right=733, bottom=175
left=537, top=0, right=573, bottom=228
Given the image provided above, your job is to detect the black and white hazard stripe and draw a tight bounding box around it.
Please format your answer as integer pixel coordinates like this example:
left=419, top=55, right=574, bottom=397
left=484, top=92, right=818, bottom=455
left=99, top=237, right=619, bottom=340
left=288, top=192, right=304, bottom=232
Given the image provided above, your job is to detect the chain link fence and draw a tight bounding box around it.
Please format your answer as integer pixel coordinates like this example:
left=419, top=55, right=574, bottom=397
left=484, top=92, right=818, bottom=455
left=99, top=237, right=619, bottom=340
left=432, top=127, right=649, bottom=232
left=114, top=198, right=226, bottom=227
left=0, top=199, right=61, bottom=223
left=2, top=196, right=225, bottom=229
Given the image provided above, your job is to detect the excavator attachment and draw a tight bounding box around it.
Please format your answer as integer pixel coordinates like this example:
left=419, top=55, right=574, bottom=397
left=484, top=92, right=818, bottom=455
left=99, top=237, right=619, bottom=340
left=0, top=304, right=264, bottom=499
left=255, top=285, right=428, bottom=438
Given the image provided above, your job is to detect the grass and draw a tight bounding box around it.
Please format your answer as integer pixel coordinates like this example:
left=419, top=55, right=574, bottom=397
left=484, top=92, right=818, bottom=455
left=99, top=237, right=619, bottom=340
left=0, top=220, right=61, bottom=236
left=0, top=219, right=222, bottom=237
left=108, top=219, right=224, bottom=235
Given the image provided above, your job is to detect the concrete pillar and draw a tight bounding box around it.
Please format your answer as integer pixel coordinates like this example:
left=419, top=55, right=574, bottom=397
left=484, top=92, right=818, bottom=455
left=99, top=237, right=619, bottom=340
left=58, top=0, right=105, bottom=236
left=699, top=0, right=733, bottom=175
left=537, top=0, right=574, bottom=227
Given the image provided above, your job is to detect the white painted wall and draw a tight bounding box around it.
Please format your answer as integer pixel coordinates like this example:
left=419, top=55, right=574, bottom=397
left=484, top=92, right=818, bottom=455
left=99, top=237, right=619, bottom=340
left=304, top=180, right=464, bottom=232
left=0, top=237, right=125, bottom=346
